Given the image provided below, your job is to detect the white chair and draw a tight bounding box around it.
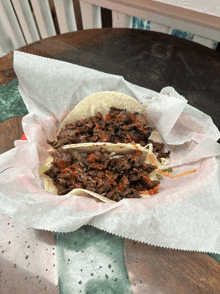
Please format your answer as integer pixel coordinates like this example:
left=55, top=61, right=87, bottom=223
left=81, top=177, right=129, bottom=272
left=79, top=0, right=220, bottom=49
left=0, top=0, right=219, bottom=58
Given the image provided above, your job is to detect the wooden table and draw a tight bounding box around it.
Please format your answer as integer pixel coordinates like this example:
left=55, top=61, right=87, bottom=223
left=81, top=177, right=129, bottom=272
left=0, top=28, right=220, bottom=293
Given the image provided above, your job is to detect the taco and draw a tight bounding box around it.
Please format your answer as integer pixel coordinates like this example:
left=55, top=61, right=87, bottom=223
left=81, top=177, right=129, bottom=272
left=46, top=92, right=170, bottom=163
left=41, top=143, right=169, bottom=203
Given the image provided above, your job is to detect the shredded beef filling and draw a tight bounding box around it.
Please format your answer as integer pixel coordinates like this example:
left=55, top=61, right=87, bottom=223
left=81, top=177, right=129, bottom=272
left=44, top=148, right=160, bottom=201
left=47, top=107, right=170, bottom=161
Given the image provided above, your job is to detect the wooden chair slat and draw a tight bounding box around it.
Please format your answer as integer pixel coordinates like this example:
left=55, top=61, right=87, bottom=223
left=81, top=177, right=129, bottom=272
left=193, top=35, right=214, bottom=49
left=53, top=0, right=77, bottom=34
left=112, top=11, right=132, bottom=28
left=150, top=22, right=171, bottom=34
left=11, top=0, right=40, bottom=44
left=0, top=0, right=26, bottom=49
left=30, top=0, right=56, bottom=39
left=0, top=15, right=14, bottom=56
left=79, top=1, right=102, bottom=29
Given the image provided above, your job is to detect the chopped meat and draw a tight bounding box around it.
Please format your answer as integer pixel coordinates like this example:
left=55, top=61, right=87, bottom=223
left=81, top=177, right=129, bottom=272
left=133, top=113, right=149, bottom=127
left=47, top=107, right=170, bottom=162
left=44, top=148, right=160, bottom=201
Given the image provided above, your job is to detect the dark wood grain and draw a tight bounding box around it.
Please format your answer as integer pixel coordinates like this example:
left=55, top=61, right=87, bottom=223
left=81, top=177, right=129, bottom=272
left=0, top=28, right=219, bottom=293
left=0, top=29, right=219, bottom=129
left=0, top=116, right=24, bottom=154
left=125, top=240, right=220, bottom=294
left=0, top=29, right=126, bottom=85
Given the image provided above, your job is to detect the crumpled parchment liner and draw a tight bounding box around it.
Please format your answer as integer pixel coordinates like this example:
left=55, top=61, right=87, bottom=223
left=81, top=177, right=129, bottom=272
left=0, top=51, right=220, bottom=254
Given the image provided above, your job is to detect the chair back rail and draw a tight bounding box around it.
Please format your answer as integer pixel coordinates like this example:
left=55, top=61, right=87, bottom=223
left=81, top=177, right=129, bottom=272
left=79, top=0, right=220, bottom=47
left=0, top=0, right=219, bottom=57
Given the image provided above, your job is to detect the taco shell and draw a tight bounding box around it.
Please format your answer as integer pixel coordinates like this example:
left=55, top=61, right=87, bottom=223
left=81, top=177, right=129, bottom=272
left=41, top=143, right=168, bottom=203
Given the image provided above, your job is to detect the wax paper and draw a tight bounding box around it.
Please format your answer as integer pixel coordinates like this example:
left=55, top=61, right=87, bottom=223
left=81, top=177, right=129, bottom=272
left=0, top=51, right=220, bottom=253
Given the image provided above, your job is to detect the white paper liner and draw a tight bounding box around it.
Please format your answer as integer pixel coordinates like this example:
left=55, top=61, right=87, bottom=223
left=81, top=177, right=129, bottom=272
left=0, top=51, right=220, bottom=254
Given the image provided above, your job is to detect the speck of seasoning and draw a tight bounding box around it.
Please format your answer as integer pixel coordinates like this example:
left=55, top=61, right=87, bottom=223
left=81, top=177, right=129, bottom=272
left=140, top=280, right=142, bottom=283
left=46, top=269, right=48, bottom=271
left=25, top=241, right=27, bottom=243
left=112, top=270, right=114, bottom=272
left=67, top=263, right=69, bottom=265
left=99, top=266, right=102, bottom=269
left=52, top=253, right=55, bottom=255
left=36, top=275, right=39, bottom=278
left=132, top=241, right=137, bottom=245
left=44, top=286, right=47, bottom=290
left=82, top=251, right=84, bottom=253
left=27, top=245, right=30, bottom=248
left=39, top=280, right=41, bottom=283
left=80, top=269, right=83, bottom=271
left=91, top=261, right=93, bottom=263
left=53, top=264, right=55, bottom=267
left=78, top=281, right=82, bottom=284
left=25, top=255, right=29, bottom=259
left=108, top=264, right=111, bottom=268
left=24, top=277, right=27, bottom=280
left=8, top=241, right=11, bottom=244
left=68, top=259, right=70, bottom=261
left=114, top=278, right=118, bottom=281
left=12, top=225, right=14, bottom=227
left=46, top=249, right=48, bottom=250
left=2, top=250, right=4, bottom=253
left=36, top=243, right=38, bottom=245
left=110, top=252, right=112, bottom=255
left=53, top=247, right=55, bottom=250
left=90, top=273, right=94, bottom=276
left=13, top=264, right=17, bottom=268
left=33, top=251, right=34, bottom=253
left=7, top=223, right=10, bottom=225
left=135, top=258, right=138, bottom=263
left=56, top=285, right=59, bottom=289
left=114, top=261, right=116, bottom=263
left=17, top=236, right=18, bottom=238
left=105, top=275, right=109, bottom=279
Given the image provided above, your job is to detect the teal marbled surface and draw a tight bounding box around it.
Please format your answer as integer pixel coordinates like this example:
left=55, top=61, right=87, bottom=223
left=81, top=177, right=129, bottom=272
left=0, top=79, right=28, bottom=122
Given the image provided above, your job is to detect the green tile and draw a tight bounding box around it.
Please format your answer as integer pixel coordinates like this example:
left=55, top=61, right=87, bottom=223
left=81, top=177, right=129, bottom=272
left=207, top=252, right=220, bottom=263
left=55, top=225, right=133, bottom=294
left=0, top=79, right=28, bottom=122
